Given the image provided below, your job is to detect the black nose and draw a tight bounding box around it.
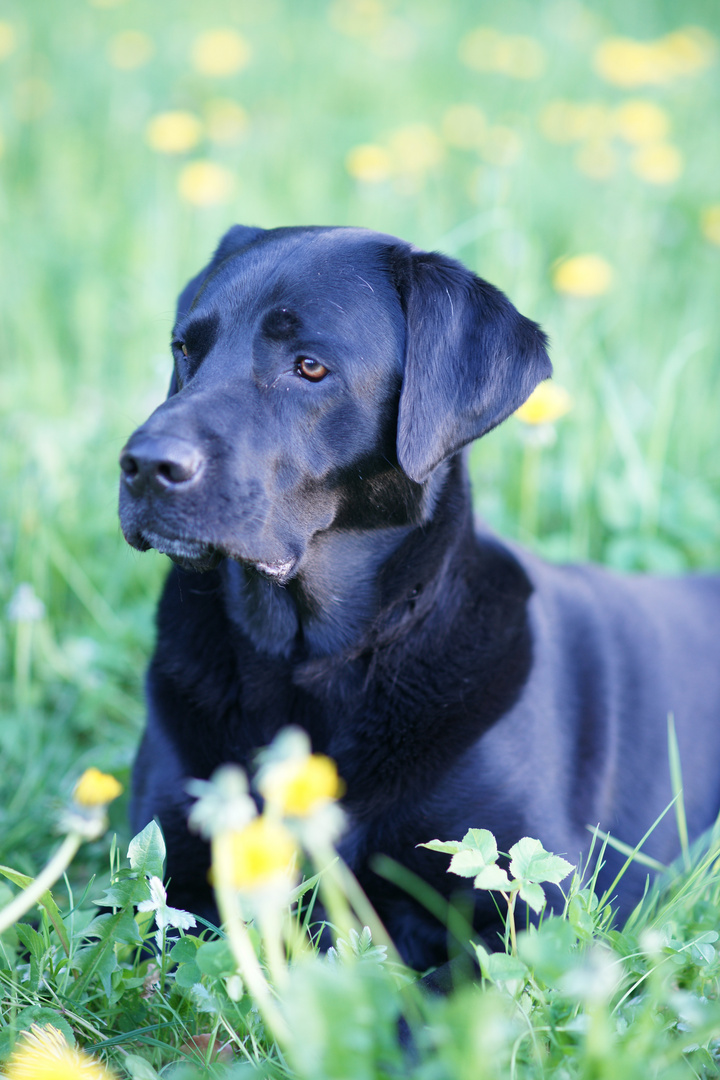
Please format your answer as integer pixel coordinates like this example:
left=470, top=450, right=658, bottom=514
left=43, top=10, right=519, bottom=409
left=120, top=434, right=204, bottom=494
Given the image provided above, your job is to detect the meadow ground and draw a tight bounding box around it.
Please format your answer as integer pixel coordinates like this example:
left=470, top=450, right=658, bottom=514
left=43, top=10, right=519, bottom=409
left=1, top=1, right=720, bottom=1076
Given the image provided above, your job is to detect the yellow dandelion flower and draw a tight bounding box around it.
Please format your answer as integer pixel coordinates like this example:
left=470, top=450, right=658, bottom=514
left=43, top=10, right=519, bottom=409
left=345, top=143, right=392, bottom=183
left=495, top=34, right=547, bottom=79
left=387, top=123, right=443, bottom=175
left=260, top=753, right=344, bottom=817
left=515, top=382, right=573, bottom=426
left=552, top=254, right=613, bottom=297
left=146, top=111, right=202, bottom=154
left=0, top=21, right=17, bottom=61
left=460, top=27, right=546, bottom=79
left=614, top=99, right=670, bottom=144
left=73, top=768, right=123, bottom=808
left=107, top=30, right=154, bottom=70
left=539, top=100, right=612, bottom=144
left=442, top=104, right=487, bottom=150
left=480, top=125, right=522, bottom=168
left=329, top=0, right=387, bottom=38
left=700, top=205, right=720, bottom=246
left=178, top=161, right=235, bottom=206
left=204, top=98, right=248, bottom=145
left=6, top=1023, right=117, bottom=1080
left=574, top=140, right=618, bottom=180
left=630, top=142, right=683, bottom=184
left=659, top=27, right=716, bottom=77
left=213, top=817, right=298, bottom=891
left=191, top=29, right=251, bottom=77
left=595, top=28, right=716, bottom=87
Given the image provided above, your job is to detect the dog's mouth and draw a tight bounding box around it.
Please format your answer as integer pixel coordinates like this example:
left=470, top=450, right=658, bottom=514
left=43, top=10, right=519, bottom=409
left=135, top=528, right=297, bottom=582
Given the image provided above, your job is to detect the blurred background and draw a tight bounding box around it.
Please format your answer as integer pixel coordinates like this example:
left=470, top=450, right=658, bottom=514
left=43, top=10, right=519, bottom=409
left=0, top=0, right=719, bottom=872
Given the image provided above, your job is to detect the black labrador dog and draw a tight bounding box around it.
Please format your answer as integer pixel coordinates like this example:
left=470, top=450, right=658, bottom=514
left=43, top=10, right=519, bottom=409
left=119, top=224, right=720, bottom=971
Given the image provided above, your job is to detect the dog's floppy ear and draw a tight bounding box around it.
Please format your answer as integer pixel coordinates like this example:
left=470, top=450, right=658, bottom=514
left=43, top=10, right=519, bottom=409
left=168, top=225, right=266, bottom=396
left=393, top=249, right=552, bottom=483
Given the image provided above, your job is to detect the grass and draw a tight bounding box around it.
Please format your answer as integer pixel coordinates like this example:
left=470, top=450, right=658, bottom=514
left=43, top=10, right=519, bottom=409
left=1, top=0, right=720, bottom=1075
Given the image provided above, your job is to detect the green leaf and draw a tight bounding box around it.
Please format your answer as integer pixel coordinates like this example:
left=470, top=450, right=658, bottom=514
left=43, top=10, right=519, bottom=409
left=518, top=881, right=547, bottom=913
left=508, top=837, right=574, bottom=885
left=169, top=937, right=200, bottom=965
left=0, top=864, right=70, bottom=954
left=196, top=938, right=237, bottom=979
left=73, top=908, right=143, bottom=999
left=447, top=830, right=500, bottom=878
left=94, top=875, right=151, bottom=909
left=174, top=960, right=202, bottom=988
left=124, top=1054, right=161, bottom=1080
left=417, top=839, right=464, bottom=855
left=517, top=919, right=578, bottom=984
left=474, top=943, right=527, bottom=984
left=127, top=822, right=166, bottom=879
left=473, top=865, right=512, bottom=892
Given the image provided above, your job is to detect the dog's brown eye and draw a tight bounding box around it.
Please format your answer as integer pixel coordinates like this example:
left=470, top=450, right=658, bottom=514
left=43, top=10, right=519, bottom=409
left=296, top=357, right=328, bottom=382
left=181, top=344, right=189, bottom=357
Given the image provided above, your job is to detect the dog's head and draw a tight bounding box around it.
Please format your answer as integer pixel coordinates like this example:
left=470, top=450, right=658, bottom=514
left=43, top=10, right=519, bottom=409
left=119, top=224, right=550, bottom=578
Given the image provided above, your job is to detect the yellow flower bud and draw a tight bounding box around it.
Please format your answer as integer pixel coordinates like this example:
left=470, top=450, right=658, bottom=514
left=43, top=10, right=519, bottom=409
left=214, top=817, right=298, bottom=891
left=260, top=754, right=344, bottom=817
left=515, top=382, right=573, bottom=426
left=552, top=254, right=613, bottom=298
left=145, top=111, right=202, bottom=154
left=73, top=768, right=123, bottom=808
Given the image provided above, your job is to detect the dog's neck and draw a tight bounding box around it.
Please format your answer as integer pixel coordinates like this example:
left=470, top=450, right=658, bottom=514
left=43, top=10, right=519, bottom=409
left=221, top=459, right=458, bottom=659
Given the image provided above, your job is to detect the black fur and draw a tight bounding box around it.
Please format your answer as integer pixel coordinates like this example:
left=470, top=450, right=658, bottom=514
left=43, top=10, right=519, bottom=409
left=119, top=225, right=720, bottom=971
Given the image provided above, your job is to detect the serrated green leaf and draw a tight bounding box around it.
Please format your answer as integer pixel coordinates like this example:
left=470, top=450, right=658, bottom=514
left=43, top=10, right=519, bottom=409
left=127, top=822, right=166, bottom=879
left=473, top=865, right=512, bottom=892
left=448, top=830, right=500, bottom=878
left=15, top=922, right=45, bottom=962
left=73, top=907, right=143, bottom=999
left=94, top=876, right=151, bottom=909
left=518, top=880, right=547, bottom=914
left=417, top=839, right=464, bottom=855
left=509, top=837, right=574, bottom=885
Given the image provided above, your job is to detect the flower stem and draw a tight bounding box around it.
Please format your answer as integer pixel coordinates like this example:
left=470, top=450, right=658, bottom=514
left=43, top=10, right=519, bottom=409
left=0, top=832, right=82, bottom=936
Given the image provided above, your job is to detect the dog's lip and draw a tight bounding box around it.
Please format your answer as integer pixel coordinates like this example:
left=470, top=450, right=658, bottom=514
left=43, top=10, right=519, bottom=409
left=137, top=527, right=297, bottom=581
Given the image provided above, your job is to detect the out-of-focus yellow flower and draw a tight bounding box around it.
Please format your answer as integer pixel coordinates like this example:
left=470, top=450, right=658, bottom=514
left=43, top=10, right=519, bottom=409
left=214, top=818, right=298, bottom=891
left=387, top=123, right=443, bottom=174
left=700, top=205, right=720, bottom=246
left=146, top=111, right=202, bottom=154
left=539, top=100, right=613, bottom=144
left=595, top=27, right=716, bottom=87
left=107, top=30, right=154, bottom=70
left=73, top=768, right=123, bottom=808
left=345, top=143, right=392, bottom=182
left=574, top=140, right=618, bottom=180
left=613, top=100, right=670, bottom=144
left=460, top=27, right=546, bottom=79
left=259, top=753, right=344, bottom=817
left=515, top=382, right=573, bottom=426
left=630, top=142, right=683, bottom=184
left=14, top=78, right=51, bottom=121
left=204, top=98, right=248, bottom=145
left=480, top=125, right=522, bottom=167
left=191, top=29, right=251, bottom=77
left=329, top=0, right=387, bottom=38
left=552, top=254, right=613, bottom=297
left=178, top=161, right=235, bottom=206
left=0, top=21, right=17, bottom=61
left=5, top=1023, right=117, bottom=1080
left=442, top=103, right=487, bottom=150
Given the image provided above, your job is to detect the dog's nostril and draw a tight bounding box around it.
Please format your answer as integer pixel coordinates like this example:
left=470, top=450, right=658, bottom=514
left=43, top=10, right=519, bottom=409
left=119, top=451, right=139, bottom=478
left=120, top=437, right=203, bottom=492
left=157, top=459, right=196, bottom=484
